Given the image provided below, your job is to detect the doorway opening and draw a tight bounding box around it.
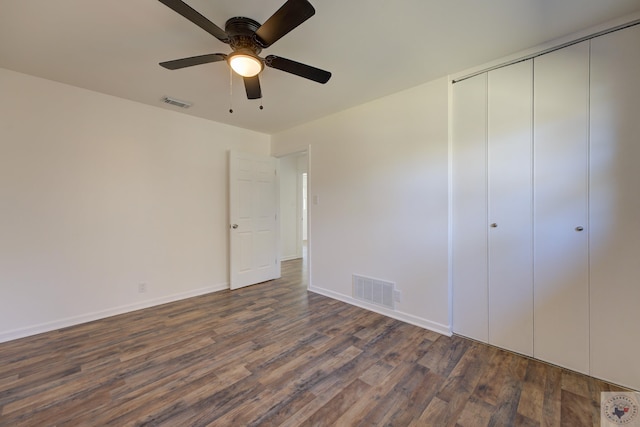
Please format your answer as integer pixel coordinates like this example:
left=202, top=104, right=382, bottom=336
left=302, top=172, right=308, bottom=261
left=278, top=151, right=308, bottom=263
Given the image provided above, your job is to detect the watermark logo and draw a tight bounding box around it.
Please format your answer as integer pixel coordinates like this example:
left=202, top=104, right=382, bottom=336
left=602, top=392, right=640, bottom=426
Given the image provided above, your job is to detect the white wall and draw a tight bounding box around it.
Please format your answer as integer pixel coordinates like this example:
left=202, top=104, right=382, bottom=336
left=0, top=68, right=270, bottom=342
left=272, top=78, right=451, bottom=335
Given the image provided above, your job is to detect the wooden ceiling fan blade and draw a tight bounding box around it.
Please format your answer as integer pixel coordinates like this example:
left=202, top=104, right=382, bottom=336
left=159, top=53, right=227, bottom=70
left=254, top=0, right=315, bottom=48
left=244, top=76, right=262, bottom=99
left=265, top=55, right=331, bottom=83
left=158, top=0, right=228, bottom=42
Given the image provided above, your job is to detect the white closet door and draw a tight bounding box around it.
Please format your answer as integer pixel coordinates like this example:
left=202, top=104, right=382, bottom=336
left=452, top=73, right=489, bottom=343
left=590, top=25, right=640, bottom=390
left=533, top=42, right=590, bottom=374
left=487, top=60, right=533, bottom=356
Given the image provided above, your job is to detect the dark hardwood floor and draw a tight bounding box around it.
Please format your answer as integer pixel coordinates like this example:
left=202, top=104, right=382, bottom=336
left=0, top=258, right=624, bottom=426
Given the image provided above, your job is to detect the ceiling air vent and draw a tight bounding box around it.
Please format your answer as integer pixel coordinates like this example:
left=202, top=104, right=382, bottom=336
left=161, top=96, right=192, bottom=109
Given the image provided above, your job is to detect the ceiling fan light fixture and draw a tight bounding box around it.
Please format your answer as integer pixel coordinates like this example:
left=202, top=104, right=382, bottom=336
left=228, top=52, right=263, bottom=77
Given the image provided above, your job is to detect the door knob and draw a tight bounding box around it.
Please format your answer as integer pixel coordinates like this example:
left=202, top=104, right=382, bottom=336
left=575, top=226, right=584, bottom=232
left=490, top=223, right=498, bottom=228
left=231, top=224, right=238, bottom=229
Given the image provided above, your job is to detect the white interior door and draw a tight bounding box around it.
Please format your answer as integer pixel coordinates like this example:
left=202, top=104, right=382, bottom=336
left=229, top=151, right=280, bottom=290
left=533, top=41, right=590, bottom=374
left=590, top=24, right=640, bottom=390
left=452, top=73, right=489, bottom=343
left=487, top=60, right=534, bottom=357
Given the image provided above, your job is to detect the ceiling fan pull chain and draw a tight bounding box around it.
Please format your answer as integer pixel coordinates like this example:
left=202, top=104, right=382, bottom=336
left=229, top=66, right=234, bottom=113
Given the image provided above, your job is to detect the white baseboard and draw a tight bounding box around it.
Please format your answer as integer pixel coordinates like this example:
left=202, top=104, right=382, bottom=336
left=308, top=285, right=452, bottom=337
left=0, top=283, right=229, bottom=343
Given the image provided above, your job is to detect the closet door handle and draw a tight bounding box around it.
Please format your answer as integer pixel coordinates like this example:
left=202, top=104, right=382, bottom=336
left=575, top=226, right=584, bottom=232
left=490, top=223, right=498, bottom=228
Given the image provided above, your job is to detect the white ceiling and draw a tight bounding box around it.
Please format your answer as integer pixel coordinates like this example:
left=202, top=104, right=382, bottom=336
left=2, top=0, right=640, bottom=134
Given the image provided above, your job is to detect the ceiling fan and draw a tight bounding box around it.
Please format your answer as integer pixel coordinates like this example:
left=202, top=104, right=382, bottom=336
left=157, top=0, right=332, bottom=100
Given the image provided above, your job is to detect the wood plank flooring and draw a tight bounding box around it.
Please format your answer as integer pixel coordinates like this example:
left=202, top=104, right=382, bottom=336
left=0, top=258, right=625, bottom=426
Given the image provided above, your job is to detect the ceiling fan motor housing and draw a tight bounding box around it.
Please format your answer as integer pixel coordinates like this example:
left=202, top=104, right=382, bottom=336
left=225, top=17, right=262, bottom=55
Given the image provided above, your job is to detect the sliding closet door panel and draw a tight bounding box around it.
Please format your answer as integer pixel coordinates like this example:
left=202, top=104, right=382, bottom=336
left=452, top=74, right=488, bottom=342
left=487, top=60, right=533, bottom=356
left=533, top=41, right=590, bottom=374
left=590, top=24, right=640, bottom=390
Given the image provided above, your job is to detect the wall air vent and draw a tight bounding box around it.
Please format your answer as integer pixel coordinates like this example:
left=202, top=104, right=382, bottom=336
left=161, top=96, right=192, bottom=109
left=353, top=274, right=396, bottom=310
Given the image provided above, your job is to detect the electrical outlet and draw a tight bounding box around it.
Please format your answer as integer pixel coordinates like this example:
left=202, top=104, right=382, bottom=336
left=138, top=283, right=147, bottom=293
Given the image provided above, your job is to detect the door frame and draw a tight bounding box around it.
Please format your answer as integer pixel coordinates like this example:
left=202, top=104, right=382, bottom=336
left=276, top=148, right=311, bottom=289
